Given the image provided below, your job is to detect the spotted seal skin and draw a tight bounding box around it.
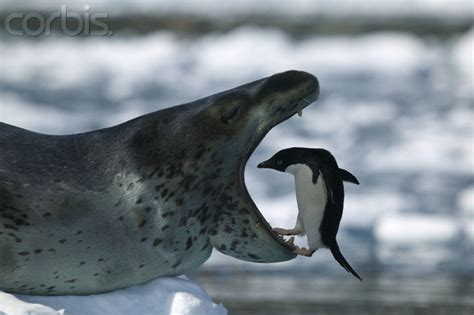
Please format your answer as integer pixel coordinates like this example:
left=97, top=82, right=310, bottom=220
left=0, top=70, right=319, bottom=295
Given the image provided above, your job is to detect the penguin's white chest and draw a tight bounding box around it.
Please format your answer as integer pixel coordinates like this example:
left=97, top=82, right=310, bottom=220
left=286, top=164, right=327, bottom=250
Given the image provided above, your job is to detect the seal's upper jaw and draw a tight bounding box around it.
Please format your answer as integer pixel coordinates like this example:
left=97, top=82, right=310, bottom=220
left=234, top=70, right=319, bottom=262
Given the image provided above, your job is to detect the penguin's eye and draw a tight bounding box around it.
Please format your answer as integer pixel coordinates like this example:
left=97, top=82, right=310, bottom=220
left=276, top=160, right=283, bottom=165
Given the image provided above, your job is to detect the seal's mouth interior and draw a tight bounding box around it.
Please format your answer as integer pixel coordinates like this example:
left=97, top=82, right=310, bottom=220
left=239, top=89, right=318, bottom=253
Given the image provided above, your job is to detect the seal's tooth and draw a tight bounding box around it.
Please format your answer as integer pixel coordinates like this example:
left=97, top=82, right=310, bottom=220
left=297, top=109, right=303, bottom=117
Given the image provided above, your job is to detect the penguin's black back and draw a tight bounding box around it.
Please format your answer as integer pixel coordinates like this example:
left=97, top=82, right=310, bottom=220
left=303, top=149, right=345, bottom=244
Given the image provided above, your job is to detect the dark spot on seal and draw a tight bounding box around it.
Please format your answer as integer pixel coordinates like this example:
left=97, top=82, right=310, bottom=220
left=3, top=223, right=19, bottom=231
left=178, top=215, right=191, bottom=227
left=200, top=240, right=210, bottom=251
left=171, top=261, right=181, bottom=269
left=17, top=251, right=29, bottom=256
left=239, top=207, right=250, bottom=215
left=218, top=244, right=227, bottom=251
left=76, top=230, right=82, bottom=235
left=118, top=216, right=124, bottom=221
left=98, top=258, right=104, bottom=262
left=224, top=225, right=233, bottom=233
left=138, top=219, right=147, bottom=228
left=161, top=211, right=174, bottom=218
left=48, top=248, right=56, bottom=253
left=175, top=198, right=183, bottom=206
left=153, top=238, right=163, bottom=247
left=161, top=189, right=169, bottom=198
left=248, top=253, right=260, bottom=260
left=155, top=183, right=165, bottom=191
left=43, top=212, right=51, bottom=218
left=126, top=183, right=134, bottom=191
left=34, top=249, right=42, bottom=254
left=148, top=168, right=158, bottom=179
left=47, top=286, right=56, bottom=291
left=80, top=261, right=86, bottom=266
left=145, top=207, right=152, bottom=213
left=161, top=224, right=170, bottom=231
left=139, top=264, right=145, bottom=268
left=59, top=239, right=66, bottom=244
left=140, top=237, right=148, bottom=242
left=185, top=237, right=193, bottom=250
left=165, top=192, right=175, bottom=201
left=136, top=198, right=143, bottom=204
left=94, top=273, right=99, bottom=277
left=65, top=279, right=76, bottom=283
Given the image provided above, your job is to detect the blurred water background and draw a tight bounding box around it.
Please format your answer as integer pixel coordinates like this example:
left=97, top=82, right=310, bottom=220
left=0, top=1, right=473, bottom=314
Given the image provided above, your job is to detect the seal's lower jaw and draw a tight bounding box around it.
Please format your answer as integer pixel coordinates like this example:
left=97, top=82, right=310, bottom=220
left=237, top=90, right=318, bottom=262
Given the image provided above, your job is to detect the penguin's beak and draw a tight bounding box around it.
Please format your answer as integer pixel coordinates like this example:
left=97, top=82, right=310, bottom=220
left=257, top=160, right=272, bottom=169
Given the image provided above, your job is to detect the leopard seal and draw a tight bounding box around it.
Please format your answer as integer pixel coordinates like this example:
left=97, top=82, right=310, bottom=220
left=0, top=70, right=319, bottom=295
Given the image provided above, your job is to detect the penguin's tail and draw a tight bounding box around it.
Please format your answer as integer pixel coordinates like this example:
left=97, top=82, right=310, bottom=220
left=329, top=242, right=362, bottom=281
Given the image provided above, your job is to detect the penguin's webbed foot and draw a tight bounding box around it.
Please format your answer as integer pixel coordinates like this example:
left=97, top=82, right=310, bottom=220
left=293, top=247, right=315, bottom=257
left=285, top=236, right=295, bottom=246
left=273, top=227, right=302, bottom=236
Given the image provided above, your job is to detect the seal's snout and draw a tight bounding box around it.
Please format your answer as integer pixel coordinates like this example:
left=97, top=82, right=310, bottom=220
left=259, top=70, right=319, bottom=99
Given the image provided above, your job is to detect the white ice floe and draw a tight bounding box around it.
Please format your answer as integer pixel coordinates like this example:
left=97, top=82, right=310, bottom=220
left=452, top=28, right=474, bottom=97
left=458, top=186, right=474, bottom=218
left=0, top=277, right=227, bottom=315
left=0, top=292, right=63, bottom=315
left=375, top=214, right=458, bottom=244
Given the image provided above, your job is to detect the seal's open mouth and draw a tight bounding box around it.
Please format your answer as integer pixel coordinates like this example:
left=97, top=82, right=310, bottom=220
left=240, top=79, right=319, bottom=254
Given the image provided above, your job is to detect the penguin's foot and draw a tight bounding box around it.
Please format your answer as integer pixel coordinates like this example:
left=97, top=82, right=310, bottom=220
left=285, top=236, right=295, bottom=246
left=273, top=227, right=302, bottom=236
left=293, top=247, right=315, bottom=257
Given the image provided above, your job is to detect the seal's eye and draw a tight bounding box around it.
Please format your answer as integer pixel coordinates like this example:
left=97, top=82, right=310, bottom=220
left=220, top=106, right=240, bottom=125
left=276, top=160, right=283, bottom=165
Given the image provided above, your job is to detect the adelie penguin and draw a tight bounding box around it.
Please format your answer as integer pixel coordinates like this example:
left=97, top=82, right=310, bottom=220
left=258, top=147, right=362, bottom=281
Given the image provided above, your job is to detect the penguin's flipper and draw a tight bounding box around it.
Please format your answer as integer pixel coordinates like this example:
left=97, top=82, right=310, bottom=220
left=329, top=242, right=362, bottom=281
left=339, top=169, right=360, bottom=185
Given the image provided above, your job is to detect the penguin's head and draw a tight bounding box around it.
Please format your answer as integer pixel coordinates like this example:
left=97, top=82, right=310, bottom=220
left=257, top=147, right=310, bottom=173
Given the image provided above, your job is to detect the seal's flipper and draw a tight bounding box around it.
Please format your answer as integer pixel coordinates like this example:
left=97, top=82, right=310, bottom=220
left=339, top=169, right=359, bottom=185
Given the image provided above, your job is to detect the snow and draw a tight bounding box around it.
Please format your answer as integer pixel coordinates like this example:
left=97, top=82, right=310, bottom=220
left=0, top=277, right=227, bottom=315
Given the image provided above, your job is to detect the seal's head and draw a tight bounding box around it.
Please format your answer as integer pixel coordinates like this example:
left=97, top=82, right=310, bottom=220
left=0, top=70, right=319, bottom=295
left=132, top=70, right=319, bottom=263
